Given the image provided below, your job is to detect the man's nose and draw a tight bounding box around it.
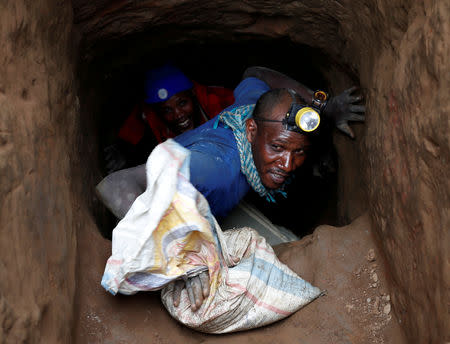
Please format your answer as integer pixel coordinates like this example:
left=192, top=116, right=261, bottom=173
left=174, top=107, right=186, bottom=118
left=278, top=152, right=295, bottom=172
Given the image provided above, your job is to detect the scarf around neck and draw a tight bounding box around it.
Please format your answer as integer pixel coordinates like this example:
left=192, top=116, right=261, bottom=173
left=216, top=105, right=287, bottom=202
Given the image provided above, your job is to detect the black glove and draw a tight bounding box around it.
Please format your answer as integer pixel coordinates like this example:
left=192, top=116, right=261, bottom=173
left=323, top=86, right=365, bottom=138
left=104, top=143, right=127, bottom=173
left=172, top=270, right=210, bottom=311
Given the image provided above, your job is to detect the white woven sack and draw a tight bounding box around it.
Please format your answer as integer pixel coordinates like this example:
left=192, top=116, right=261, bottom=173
left=161, top=226, right=321, bottom=333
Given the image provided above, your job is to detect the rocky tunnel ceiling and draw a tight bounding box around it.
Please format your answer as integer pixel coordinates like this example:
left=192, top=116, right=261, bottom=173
left=73, top=0, right=347, bottom=49
left=72, top=0, right=391, bottom=74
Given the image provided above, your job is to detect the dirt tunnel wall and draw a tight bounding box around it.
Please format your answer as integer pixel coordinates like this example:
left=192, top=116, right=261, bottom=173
left=0, top=0, right=448, bottom=343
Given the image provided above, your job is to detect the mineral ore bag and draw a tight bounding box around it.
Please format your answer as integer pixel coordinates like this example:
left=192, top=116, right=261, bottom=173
left=101, top=139, right=322, bottom=333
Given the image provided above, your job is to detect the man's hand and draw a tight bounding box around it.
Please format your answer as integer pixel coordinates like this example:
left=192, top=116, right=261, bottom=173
left=172, top=271, right=210, bottom=311
left=323, top=86, right=365, bottom=138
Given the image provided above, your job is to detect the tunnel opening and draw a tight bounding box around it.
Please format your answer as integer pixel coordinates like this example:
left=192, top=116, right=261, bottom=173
left=80, top=35, right=347, bottom=238
left=4, top=0, right=446, bottom=342
left=73, top=10, right=387, bottom=343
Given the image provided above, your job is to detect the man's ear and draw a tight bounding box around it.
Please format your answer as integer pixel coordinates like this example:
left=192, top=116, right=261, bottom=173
left=246, top=118, right=257, bottom=143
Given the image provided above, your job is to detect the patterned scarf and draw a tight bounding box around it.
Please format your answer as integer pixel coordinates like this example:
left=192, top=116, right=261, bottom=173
left=216, top=105, right=286, bottom=202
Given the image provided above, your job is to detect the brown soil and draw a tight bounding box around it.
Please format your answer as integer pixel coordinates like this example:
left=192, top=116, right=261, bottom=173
left=75, top=214, right=406, bottom=343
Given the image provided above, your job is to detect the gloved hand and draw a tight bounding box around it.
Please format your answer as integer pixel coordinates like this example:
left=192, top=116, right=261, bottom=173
left=104, top=143, right=127, bottom=173
left=323, top=86, right=365, bottom=138
left=172, top=270, right=210, bottom=311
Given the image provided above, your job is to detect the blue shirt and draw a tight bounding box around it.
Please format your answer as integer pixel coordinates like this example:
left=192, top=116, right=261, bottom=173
left=174, top=77, right=270, bottom=217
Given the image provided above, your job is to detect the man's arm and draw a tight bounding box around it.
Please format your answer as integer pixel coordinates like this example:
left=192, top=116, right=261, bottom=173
left=95, top=164, right=147, bottom=219
left=243, top=66, right=365, bottom=138
left=243, top=66, right=314, bottom=104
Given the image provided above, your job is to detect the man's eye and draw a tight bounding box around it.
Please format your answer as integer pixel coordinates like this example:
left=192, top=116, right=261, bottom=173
left=178, top=100, right=187, bottom=107
left=162, top=107, right=172, bottom=114
left=295, top=149, right=306, bottom=155
left=271, top=144, right=283, bottom=151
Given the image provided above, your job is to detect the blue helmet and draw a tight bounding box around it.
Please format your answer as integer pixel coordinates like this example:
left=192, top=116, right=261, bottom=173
left=144, top=63, right=193, bottom=104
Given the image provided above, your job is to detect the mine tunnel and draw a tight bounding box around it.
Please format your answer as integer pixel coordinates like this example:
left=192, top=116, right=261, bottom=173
left=1, top=0, right=448, bottom=343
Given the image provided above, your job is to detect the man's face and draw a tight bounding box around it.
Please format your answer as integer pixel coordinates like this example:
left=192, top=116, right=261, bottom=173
left=246, top=97, right=311, bottom=190
left=154, top=90, right=196, bottom=134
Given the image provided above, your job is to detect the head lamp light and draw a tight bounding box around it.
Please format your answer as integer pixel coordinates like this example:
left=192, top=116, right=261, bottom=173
left=253, top=88, right=328, bottom=134
left=283, top=105, right=321, bottom=133
left=282, top=89, right=327, bottom=134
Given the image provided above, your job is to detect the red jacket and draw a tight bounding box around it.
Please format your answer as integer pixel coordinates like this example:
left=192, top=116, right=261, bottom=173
left=118, top=82, right=235, bottom=144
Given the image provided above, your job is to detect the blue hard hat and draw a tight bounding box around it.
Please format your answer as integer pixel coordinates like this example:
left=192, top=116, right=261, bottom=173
left=144, top=63, right=193, bottom=104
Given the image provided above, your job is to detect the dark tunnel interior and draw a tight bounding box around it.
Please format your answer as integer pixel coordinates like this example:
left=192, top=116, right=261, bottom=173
left=83, top=35, right=355, bottom=238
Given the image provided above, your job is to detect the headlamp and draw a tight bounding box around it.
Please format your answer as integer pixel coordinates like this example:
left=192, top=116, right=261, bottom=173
left=283, top=105, right=321, bottom=133
left=255, top=89, right=328, bottom=134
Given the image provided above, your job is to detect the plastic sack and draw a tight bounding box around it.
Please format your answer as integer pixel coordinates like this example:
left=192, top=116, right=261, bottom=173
left=162, top=226, right=321, bottom=333
left=101, top=139, right=322, bottom=333
left=101, top=139, right=220, bottom=294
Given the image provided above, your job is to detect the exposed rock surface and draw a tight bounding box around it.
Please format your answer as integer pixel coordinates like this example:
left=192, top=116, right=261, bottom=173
left=364, top=2, right=450, bottom=341
left=0, top=1, right=78, bottom=342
